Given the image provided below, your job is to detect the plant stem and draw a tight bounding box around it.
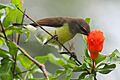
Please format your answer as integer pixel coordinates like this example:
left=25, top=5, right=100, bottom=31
left=13, top=9, right=26, bottom=78
left=91, top=60, right=97, bottom=80
left=17, top=45, right=48, bottom=79
left=0, top=21, right=8, bottom=41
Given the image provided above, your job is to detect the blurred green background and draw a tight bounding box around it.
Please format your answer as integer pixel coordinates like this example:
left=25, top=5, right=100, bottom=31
left=1, top=0, right=120, bottom=80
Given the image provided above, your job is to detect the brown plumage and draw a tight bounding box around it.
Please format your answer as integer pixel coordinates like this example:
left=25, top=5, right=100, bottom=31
left=30, top=17, right=90, bottom=35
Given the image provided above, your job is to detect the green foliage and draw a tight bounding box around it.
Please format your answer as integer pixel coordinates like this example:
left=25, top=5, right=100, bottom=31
left=105, top=49, right=120, bottom=64
left=85, top=18, right=91, bottom=24
left=7, top=41, right=18, bottom=56
left=0, top=59, right=13, bottom=80
left=0, top=0, right=120, bottom=80
left=97, top=63, right=116, bottom=74
left=17, top=54, right=33, bottom=69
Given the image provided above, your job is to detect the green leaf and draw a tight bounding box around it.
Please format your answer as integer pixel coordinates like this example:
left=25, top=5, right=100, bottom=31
left=0, top=3, right=16, bottom=9
left=29, top=78, right=45, bottom=80
left=29, top=77, right=58, bottom=80
left=11, top=0, right=23, bottom=23
left=0, top=3, right=6, bottom=9
left=11, top=0, right=22, bottom=9
left=0, top=29, right=13, bottom=37
left=81, top=74, right=94, bottom=80
left=95, top=53, right=106, bottom=65
left=73, top=63, right=89, bottom=72
left=5, top=29, right=13, bottom=36
left=105, top=49, right=120, bottom=64
left=54, top=69, right=66, bottom=78
left=0, top=59, right=13, bottom=80
left=85, top=47, right=90, bottom=58
left=36, top=54, right=66, bottom=67
left=17, top=54, right=33, bottom=69
left=78, top=72, right=88, bottom=79
left=48, top=54, right=66, bottom=67
left=61, top=53, right=70, bottom=60
left=35, top=55, right=48, bottom=64
left=0, top=48, right=10, bottom=58
left=24, top=30, right=30, bottom=42
left=7, top=41, right=18, bottom=56
left=84, top=57, right=92, bottom=66
left=97, top=63, right=116, bottom=74
left=0, top=38, right=5, bottom=46
left=15, top=65, right=23, bottom=79
left=85, top=18, right=91, bottom=24
left=0, top=9, right=5, bottom=20
left=65, top=68, right=73, bottom=80
left=3, top=7, right=16, bottom=27
left=3, top=2, right=23, bottom=27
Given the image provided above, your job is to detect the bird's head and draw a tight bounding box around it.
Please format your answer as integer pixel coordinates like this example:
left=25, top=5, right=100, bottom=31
left=77, top=19, right=90, bottom=35
left=68, top=18, right=90, bottom=36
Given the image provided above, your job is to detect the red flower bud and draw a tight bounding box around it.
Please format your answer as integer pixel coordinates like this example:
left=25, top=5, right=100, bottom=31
left=87, top=30, right=105, bottom=60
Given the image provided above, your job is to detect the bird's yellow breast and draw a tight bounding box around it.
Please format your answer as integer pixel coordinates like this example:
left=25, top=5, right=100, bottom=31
left=45, top=24, right=73, bottom=44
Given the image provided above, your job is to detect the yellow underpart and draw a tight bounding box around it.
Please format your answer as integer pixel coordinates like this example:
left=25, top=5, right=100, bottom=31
left=45, top=24, right=73, bottom=44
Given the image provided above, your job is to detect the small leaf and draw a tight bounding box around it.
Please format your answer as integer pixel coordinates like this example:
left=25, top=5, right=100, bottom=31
left=17, top=54, right=33, bottom=69
left=0, top=3, right=16, bottom=9
left=15, top=65, right=23, bottom=79
left=24, top=30, right=30, bottom=42
left=7, top=41, right=18, bottom=56
left=85, top=47, right=90, bottom=58
left=0, top=9, right=5, bottom=20
left=54, top=69, right=65, bottom=78
left=105, top=49, right=120, bottom=64
left=11, top=0, right=23, bottom=23
left=95, top=53, right=106, bottom=65
left=74, top=63, right=89, bottom=72
left=78, top=72, right=88, bottom=79
left=97, top=63, right=116, bottom=74
left=48, top=54, right=66, bottom=67
left=11, top=0, right=22, bottom=9
left=65, top=68, right=73, bottom=80
left=81, top=74, right=94, bottom=80
left=0, top=3, right=6, bottom=9
left=0, top=48, right=10, bottom=58
left=35, top=55, right=48, bottom=64
left=85, top=18, right=91, bottom=24
left=3, top=7, right=16, bottom=27
left=0, top=38, right=5, bottom=46
left=29, top=77, right=58, bottom=80
left=5, top=29, right=13, bottom=36
left=0, top=59, right=13, bottom=80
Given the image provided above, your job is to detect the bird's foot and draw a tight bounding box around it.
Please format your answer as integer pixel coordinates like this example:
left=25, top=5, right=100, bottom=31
left=44, top=34, right=58, bottom=45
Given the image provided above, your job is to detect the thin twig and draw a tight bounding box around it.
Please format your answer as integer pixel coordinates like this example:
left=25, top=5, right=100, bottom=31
left=16, top=9, right=26, bottom=45
left=13, top=9, right=26, bottom=77
left=0, top=21, right=17, bottom=78
left=17, top=7, right=82, bottom=65
left=94, top=73, right=97, bottom=80
left=15, top=69, right=32, bottom=75
left=17, top=45, right=48, bottom=79
left=91, top=60, right=97, bottom=80
left=0, top=21, right=8, bottom=41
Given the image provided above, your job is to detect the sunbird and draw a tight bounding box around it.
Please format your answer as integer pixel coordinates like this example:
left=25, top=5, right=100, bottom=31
left=13, top=17, right=90, bottom=45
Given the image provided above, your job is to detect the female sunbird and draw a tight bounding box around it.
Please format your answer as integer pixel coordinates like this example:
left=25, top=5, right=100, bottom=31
left=13, top=17, right=90, bottom=45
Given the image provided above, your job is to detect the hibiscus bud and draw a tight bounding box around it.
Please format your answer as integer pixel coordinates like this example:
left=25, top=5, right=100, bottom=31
left=87, top=30, right=105, bottom=60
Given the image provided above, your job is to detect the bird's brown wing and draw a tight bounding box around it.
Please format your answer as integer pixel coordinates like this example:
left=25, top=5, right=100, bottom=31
left=30, top=17, right=66, bottom=27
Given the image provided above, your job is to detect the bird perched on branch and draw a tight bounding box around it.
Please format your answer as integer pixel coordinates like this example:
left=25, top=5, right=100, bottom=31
left=13, top=17, right=90, bottom=46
